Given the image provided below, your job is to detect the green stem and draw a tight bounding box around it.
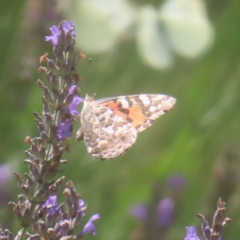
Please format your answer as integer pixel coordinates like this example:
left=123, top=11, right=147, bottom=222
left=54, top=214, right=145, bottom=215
left=45, top=143, right=51, bottom=162
left=44, top=74, right=64, bottom=162
left=19, top=227, right=27, bottom=240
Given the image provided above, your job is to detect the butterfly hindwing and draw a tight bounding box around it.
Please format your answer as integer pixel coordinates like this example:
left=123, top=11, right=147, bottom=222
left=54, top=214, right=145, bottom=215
left=78, top=101, right=137, bottom=159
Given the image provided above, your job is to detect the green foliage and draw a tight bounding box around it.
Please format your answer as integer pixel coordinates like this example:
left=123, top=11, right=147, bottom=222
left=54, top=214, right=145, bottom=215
left=1, top=0, right=240, bottom=240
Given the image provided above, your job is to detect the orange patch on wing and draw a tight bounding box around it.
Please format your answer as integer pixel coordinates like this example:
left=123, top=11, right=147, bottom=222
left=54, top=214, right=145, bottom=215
left=102, top=102, right=146, bottom=124
left=128, top=106, right=146, bottom=127
left=102, top=102, right=119, bottom=109
left=102, top=101, right=128, bottom=120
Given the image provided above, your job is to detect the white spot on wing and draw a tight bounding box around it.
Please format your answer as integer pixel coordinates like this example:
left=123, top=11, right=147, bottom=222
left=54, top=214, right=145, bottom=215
left=149, top=106, right=157, bottom=112
left=120, top=98, right=129, bottom=108
left=139, top=94, right=150, bottom=106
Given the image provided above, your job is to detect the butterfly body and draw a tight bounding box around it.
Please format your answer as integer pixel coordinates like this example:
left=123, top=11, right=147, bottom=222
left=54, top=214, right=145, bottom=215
left=76, top=94, right=176, bottom=160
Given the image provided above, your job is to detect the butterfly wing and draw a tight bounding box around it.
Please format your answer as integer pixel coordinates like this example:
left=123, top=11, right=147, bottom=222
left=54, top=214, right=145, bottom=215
left=79, top=103, right=137, bottom=160
left=96, top=94, right=176, bottom=132
left=77, top=94, right=176, bottom=160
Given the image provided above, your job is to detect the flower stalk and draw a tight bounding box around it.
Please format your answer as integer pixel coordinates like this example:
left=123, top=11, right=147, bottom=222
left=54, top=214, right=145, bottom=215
left=0, top=21, right=99, bottom=240
left=185, top=198, right=231, bottom=240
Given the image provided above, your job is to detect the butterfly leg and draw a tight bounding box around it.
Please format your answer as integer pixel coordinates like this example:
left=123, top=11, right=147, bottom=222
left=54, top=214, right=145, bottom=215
left=76, top=126, right=84, bottom=141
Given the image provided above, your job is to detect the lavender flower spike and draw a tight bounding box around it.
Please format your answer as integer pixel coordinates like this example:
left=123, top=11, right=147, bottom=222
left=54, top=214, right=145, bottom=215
left=45, top=21, right=75, bottom=48
left=131, top=204, right=147, bottom=221
left=7, top=20, right=101, bottom=240
left=82, top=214, right=100, bottom=236
left=184, top=226, right=200, bottom=240
left=156, top=197, right=174, bottom=227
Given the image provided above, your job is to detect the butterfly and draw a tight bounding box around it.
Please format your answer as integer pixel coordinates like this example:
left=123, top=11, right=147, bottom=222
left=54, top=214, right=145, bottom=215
left=76, top=94, right=176, bottom=160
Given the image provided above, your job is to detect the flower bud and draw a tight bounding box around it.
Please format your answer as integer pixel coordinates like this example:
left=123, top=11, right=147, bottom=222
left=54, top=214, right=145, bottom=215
left=51, top=75, right=59, bottom=90
left=33, top=183, right=51, bottom=203
left=67, top=44, right=75, bottom=59
left=31, top=144, right=40, bottom=158
left=41, top=161, right=59, bottom=183
left=47, top=59, right=59, bottom=74
left=38, top=145, right=46, bottom=159
left=44, top=113, right=53, bottom=127
left=61, top=62, right=71, bottom=77
left=27, top=234, right=41, bottom=240
left=60, top=236, right=73, bottom=240
left=65, top=29, right=74, bottom=47
left=54, top=45, right=65, bottom=65
left=40, top=131, right=49, bottom=142
left=38, top=221, right=47, bottom=236
left=58, top=29, right=66, bottom=48
left=43, top=102, right=51, bottom=115
left=12, top=197, right=32, bottom=227
left=49, top=125, right=58, bottom=141
left=71, top=212, right=84, bottom=228
left=64, top=94, right=74, bottom=106
left=63, top=75, right=73, bottom=89
left=46, top=73, right=52, bottom=85
left=56, top=92, right=65, bottom=109
left=47, top=228, right=55, bottom=238
left=43, top=86, right=54, bottom=104
left=25, top=173, right=36, bottom=196
left=37, top=79, right=44, bottom=88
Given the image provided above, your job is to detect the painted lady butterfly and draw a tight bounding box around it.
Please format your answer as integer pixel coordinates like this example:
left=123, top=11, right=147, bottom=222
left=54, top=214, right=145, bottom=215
left=76, top=94, right=176, bottom=160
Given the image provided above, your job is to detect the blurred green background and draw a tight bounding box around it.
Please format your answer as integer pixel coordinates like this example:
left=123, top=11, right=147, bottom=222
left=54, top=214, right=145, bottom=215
left=0, top=0, right=240, bottom=240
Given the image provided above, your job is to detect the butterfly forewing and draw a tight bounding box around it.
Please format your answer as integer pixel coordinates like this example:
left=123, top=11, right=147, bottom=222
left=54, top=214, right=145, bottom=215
left=96, top=94, right=176, bottom=132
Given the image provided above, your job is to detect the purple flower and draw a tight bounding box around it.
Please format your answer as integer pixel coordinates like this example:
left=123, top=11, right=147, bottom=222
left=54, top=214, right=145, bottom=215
left=69, top=85, right=77, bottom=95
left=68, top=85, right=83, bottom=116
left=68, top=96, right=83, bottom=116
left=0, top=164, right=11, bottom=206
left=83, top=214, right=100, bottom=236
left=44, top=195, right=57, bottom=206
left=0, top=164, right=11, bottom=187
left=167, top=174, right=187, bottom=190
left=61, top=21, right=76, bottom=37
left=156, top=198, right=174, bottom=227
left=58, top=121, right=72, bottom=140
left=78, top=199, right=86, bottom=216
left=184, top=226, right=200, bottom=240
left=44, top=195, right=59, bottom=216
left=45, top=21, right=75, bottom=48
left=78, top=199, right=85, bottom=208
left=55, top=219, right=70, bottom=236
left=131, top=204, right=148, bottom=221
left=45, top=26, right=60, bottom=48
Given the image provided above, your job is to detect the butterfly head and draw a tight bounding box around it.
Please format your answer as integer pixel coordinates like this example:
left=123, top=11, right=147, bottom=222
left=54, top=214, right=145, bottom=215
left=82, top=94, right=96, bottom=112
left=84, top=94, right=96, bottom=103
